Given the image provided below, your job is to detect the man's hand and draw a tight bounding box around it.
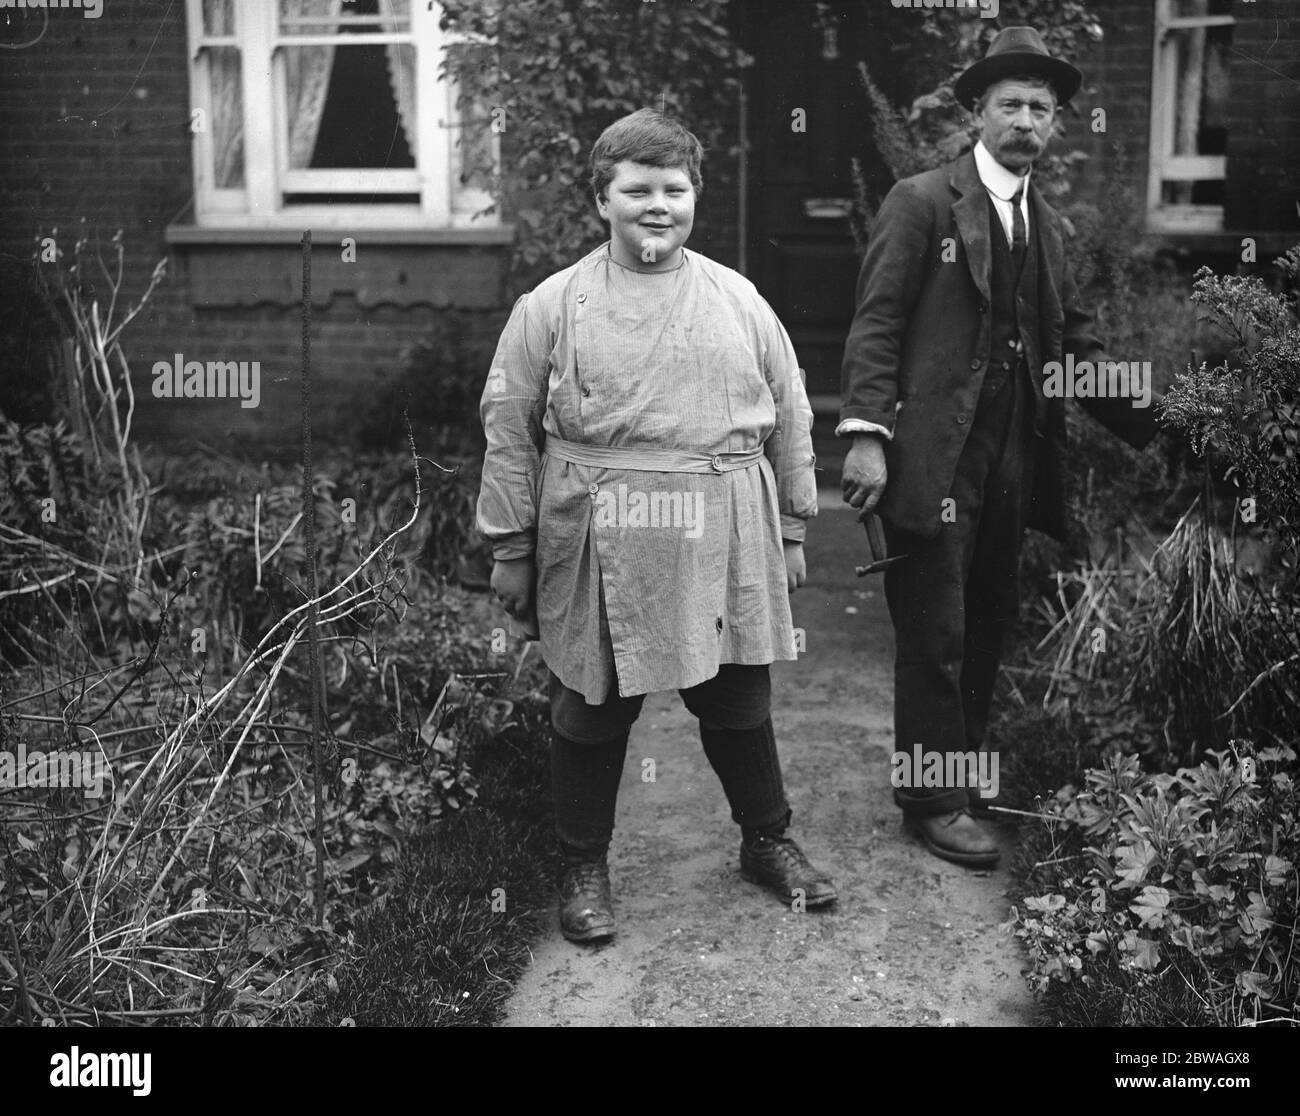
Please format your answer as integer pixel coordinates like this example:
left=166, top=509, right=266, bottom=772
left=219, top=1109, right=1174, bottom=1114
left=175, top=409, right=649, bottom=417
left=490, top=556, right=539, bottom=639
left=783, top=540, right=806, bottom=593
left=841, top=433, right=887, bottom=513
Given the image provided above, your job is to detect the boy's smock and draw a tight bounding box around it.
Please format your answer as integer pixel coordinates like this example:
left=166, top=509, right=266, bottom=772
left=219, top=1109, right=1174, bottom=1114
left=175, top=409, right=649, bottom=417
left=477, top=245, right=817, bottom=703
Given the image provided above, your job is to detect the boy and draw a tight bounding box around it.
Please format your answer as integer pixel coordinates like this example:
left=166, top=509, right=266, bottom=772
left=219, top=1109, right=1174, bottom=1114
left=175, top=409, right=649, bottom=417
left=477, top=109, right=834, bottom=943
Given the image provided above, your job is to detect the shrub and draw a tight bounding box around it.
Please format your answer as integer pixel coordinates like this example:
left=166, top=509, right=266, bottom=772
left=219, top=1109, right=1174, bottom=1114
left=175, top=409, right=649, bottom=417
left=1121, top=508, right=1300, bottom=760
left=439, top=0, right=749, bottom=289
left=1008, top=746, right=1298, bottom=1026
left=996, top=250, right=1300, bottom=1026
left=1161, top=249, right=1300, bottom=569
left=1, top=235, right=528, bottom=1027
left=0, top=419, right=96, bottom=662
left=352, top=313, right=497, bottom=460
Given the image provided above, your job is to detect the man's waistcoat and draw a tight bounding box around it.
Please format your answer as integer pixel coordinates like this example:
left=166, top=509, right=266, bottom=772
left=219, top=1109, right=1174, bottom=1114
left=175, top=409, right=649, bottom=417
left=985, top=192, right=1045, bottom=434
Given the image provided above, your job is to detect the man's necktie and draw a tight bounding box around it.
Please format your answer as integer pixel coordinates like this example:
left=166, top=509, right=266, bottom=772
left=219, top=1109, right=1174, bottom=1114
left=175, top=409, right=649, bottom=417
left=1010, top=185, right=1027, bottom=259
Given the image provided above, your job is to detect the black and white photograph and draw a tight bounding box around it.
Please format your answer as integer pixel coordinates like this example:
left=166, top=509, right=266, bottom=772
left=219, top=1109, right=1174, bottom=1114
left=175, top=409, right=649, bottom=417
left=0, top=0, right=1296, bottom=1078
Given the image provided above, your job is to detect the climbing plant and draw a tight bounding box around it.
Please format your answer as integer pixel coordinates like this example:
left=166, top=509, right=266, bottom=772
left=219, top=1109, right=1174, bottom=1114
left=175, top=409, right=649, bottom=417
left=439, top=0, right=749, bottom=291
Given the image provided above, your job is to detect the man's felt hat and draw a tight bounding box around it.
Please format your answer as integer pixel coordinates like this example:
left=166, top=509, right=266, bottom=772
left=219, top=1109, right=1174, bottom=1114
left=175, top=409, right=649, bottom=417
left=953, top=25, right=1083, bottom=110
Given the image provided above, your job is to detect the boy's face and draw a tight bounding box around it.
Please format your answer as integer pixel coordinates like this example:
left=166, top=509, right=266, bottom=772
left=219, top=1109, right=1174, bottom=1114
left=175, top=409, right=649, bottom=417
left=596, top=160, right=695, bottom=272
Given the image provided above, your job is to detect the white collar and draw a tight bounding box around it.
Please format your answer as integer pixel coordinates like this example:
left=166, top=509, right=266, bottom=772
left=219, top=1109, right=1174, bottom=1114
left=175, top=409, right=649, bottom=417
left=973, top=140, right=1032, bottom=202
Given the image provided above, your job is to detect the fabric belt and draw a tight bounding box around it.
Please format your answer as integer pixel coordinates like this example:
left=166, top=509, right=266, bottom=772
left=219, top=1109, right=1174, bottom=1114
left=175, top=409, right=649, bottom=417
left=543, top=435, right=764, bottom=474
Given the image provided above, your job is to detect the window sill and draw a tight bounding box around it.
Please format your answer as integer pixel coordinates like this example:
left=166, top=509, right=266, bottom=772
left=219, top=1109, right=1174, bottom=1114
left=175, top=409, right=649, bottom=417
left=165, top=223, right=515, bottom=246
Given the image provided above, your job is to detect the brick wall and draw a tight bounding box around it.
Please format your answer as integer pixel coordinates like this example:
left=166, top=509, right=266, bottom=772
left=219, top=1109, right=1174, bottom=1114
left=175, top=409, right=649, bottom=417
left=1223, top=3, right=1300, bottom=233
left=1066, top=0, right=1300, bottom=241
left=1064, top=0, right=1155, bottom=214
left=0, top=0, right=511, bottom=454
left=1, top=2, right=193, bottom=303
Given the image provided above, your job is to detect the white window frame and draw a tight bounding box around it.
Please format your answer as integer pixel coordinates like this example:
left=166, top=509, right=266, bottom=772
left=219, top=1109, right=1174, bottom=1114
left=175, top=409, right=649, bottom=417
left=1147, top=0, right=1234, bottom=233
left=184, top=0, right=497, bottom=230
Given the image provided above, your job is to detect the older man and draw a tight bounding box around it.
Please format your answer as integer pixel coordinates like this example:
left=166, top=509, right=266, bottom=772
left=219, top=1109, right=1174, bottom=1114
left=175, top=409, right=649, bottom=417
left=839, top=27, right=1155, bottom=866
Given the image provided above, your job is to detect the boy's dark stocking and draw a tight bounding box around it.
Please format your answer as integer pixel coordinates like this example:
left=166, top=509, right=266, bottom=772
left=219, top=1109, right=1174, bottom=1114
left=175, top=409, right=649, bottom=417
left=698, top=715, right=837, bottom=909
left=550, top=727, right=630, bottom=861
left=697, top=716, right=791, bottom=837
left=549, top=726, right=628, bottom=943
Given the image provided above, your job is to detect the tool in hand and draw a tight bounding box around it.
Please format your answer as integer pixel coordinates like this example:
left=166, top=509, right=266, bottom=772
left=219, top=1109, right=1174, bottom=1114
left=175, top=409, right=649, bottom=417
left=855, top=511, right=906, bottom=576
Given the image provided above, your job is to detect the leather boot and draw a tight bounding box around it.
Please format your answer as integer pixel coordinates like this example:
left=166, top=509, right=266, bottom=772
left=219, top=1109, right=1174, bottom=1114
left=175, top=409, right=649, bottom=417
left=558, top=856, right=615, bottom=943
left=905, top=808, right=1000, bottom=867
left=739, top=833, right=838, bottom=907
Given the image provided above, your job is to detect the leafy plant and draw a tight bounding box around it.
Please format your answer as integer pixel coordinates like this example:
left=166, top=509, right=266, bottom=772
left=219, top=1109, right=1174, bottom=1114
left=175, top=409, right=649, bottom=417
left=0, top=419, right=96, bottom=661
left=1008, top=746, right=1298, bottom=1026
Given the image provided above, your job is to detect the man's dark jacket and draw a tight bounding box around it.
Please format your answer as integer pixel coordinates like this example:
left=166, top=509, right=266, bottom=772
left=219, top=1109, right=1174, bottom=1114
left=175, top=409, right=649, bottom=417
left=840, top=150, right=1155, bottom=541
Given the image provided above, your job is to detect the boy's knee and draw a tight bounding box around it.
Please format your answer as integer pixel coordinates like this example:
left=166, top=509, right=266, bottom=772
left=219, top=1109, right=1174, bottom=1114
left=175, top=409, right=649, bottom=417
left=682, top=664, right=771, bottom=730
left=551, top=709, right=635, bottom=747
left=549, top=671, right=643, bottom=744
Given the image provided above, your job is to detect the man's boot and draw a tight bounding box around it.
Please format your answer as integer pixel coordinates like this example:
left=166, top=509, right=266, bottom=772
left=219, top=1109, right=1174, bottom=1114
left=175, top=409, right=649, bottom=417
left=557, top=855, right=615, bottom=943
left=905, top=808, right=1000, bottom=867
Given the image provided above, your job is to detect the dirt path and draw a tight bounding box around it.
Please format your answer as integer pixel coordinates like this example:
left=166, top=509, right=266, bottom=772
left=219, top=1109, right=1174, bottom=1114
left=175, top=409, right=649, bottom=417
left=501, top=491, right=1033, bottom=1027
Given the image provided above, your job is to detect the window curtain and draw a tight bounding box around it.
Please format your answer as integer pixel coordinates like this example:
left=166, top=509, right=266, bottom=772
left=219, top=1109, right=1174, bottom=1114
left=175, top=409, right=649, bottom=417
left=378, top=0, right=415, bottom=153
left=210, top=49, right=244, bottom=188
left=283, top=0, right=343, bottom=169
left=1175, top=26, right=1207, bottom=158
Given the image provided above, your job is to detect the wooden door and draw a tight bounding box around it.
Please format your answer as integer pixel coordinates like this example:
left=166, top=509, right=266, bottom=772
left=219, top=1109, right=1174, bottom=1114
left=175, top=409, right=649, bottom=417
left=741, top=2, right=873, bottom=409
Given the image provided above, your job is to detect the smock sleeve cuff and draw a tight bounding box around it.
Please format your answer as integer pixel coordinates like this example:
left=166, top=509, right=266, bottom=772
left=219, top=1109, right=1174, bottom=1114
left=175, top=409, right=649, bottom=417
left=490, top=536, right=535, bottom=562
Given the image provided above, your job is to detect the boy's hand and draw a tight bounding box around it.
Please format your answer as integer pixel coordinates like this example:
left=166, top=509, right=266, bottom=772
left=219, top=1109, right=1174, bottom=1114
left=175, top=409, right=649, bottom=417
left=490, top=557, right=539, bottom=639
left=783, top=540, right=806, bottom=593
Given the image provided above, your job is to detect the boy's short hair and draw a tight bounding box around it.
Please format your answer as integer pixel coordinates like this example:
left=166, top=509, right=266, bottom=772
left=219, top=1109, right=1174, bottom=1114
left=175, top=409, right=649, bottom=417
left=589, top=108, right=704, bottom=202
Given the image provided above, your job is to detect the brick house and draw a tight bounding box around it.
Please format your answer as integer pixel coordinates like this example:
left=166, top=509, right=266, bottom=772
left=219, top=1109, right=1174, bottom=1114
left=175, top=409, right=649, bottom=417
left=1, top=0, right=1295, bottom=448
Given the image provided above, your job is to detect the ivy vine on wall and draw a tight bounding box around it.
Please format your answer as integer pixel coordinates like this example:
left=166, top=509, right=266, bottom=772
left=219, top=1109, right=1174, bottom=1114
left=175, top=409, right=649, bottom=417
left=439, top=0, right=750, bottom=291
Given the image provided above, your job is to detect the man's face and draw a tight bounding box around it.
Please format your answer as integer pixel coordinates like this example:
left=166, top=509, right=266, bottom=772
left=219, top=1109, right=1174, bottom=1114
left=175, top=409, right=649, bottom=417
left=976, top=79, right=1057, bottom=174
left=596, top=161, right=695, bottom=271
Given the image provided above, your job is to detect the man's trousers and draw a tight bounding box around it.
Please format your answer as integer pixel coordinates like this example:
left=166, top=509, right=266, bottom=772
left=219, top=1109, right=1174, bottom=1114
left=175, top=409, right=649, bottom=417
left=882, top=359, right=1041, bottom=816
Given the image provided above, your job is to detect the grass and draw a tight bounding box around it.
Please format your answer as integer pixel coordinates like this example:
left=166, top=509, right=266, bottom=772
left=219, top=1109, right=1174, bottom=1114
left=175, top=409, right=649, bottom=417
left=310, top=704, right=555, bottom=1027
